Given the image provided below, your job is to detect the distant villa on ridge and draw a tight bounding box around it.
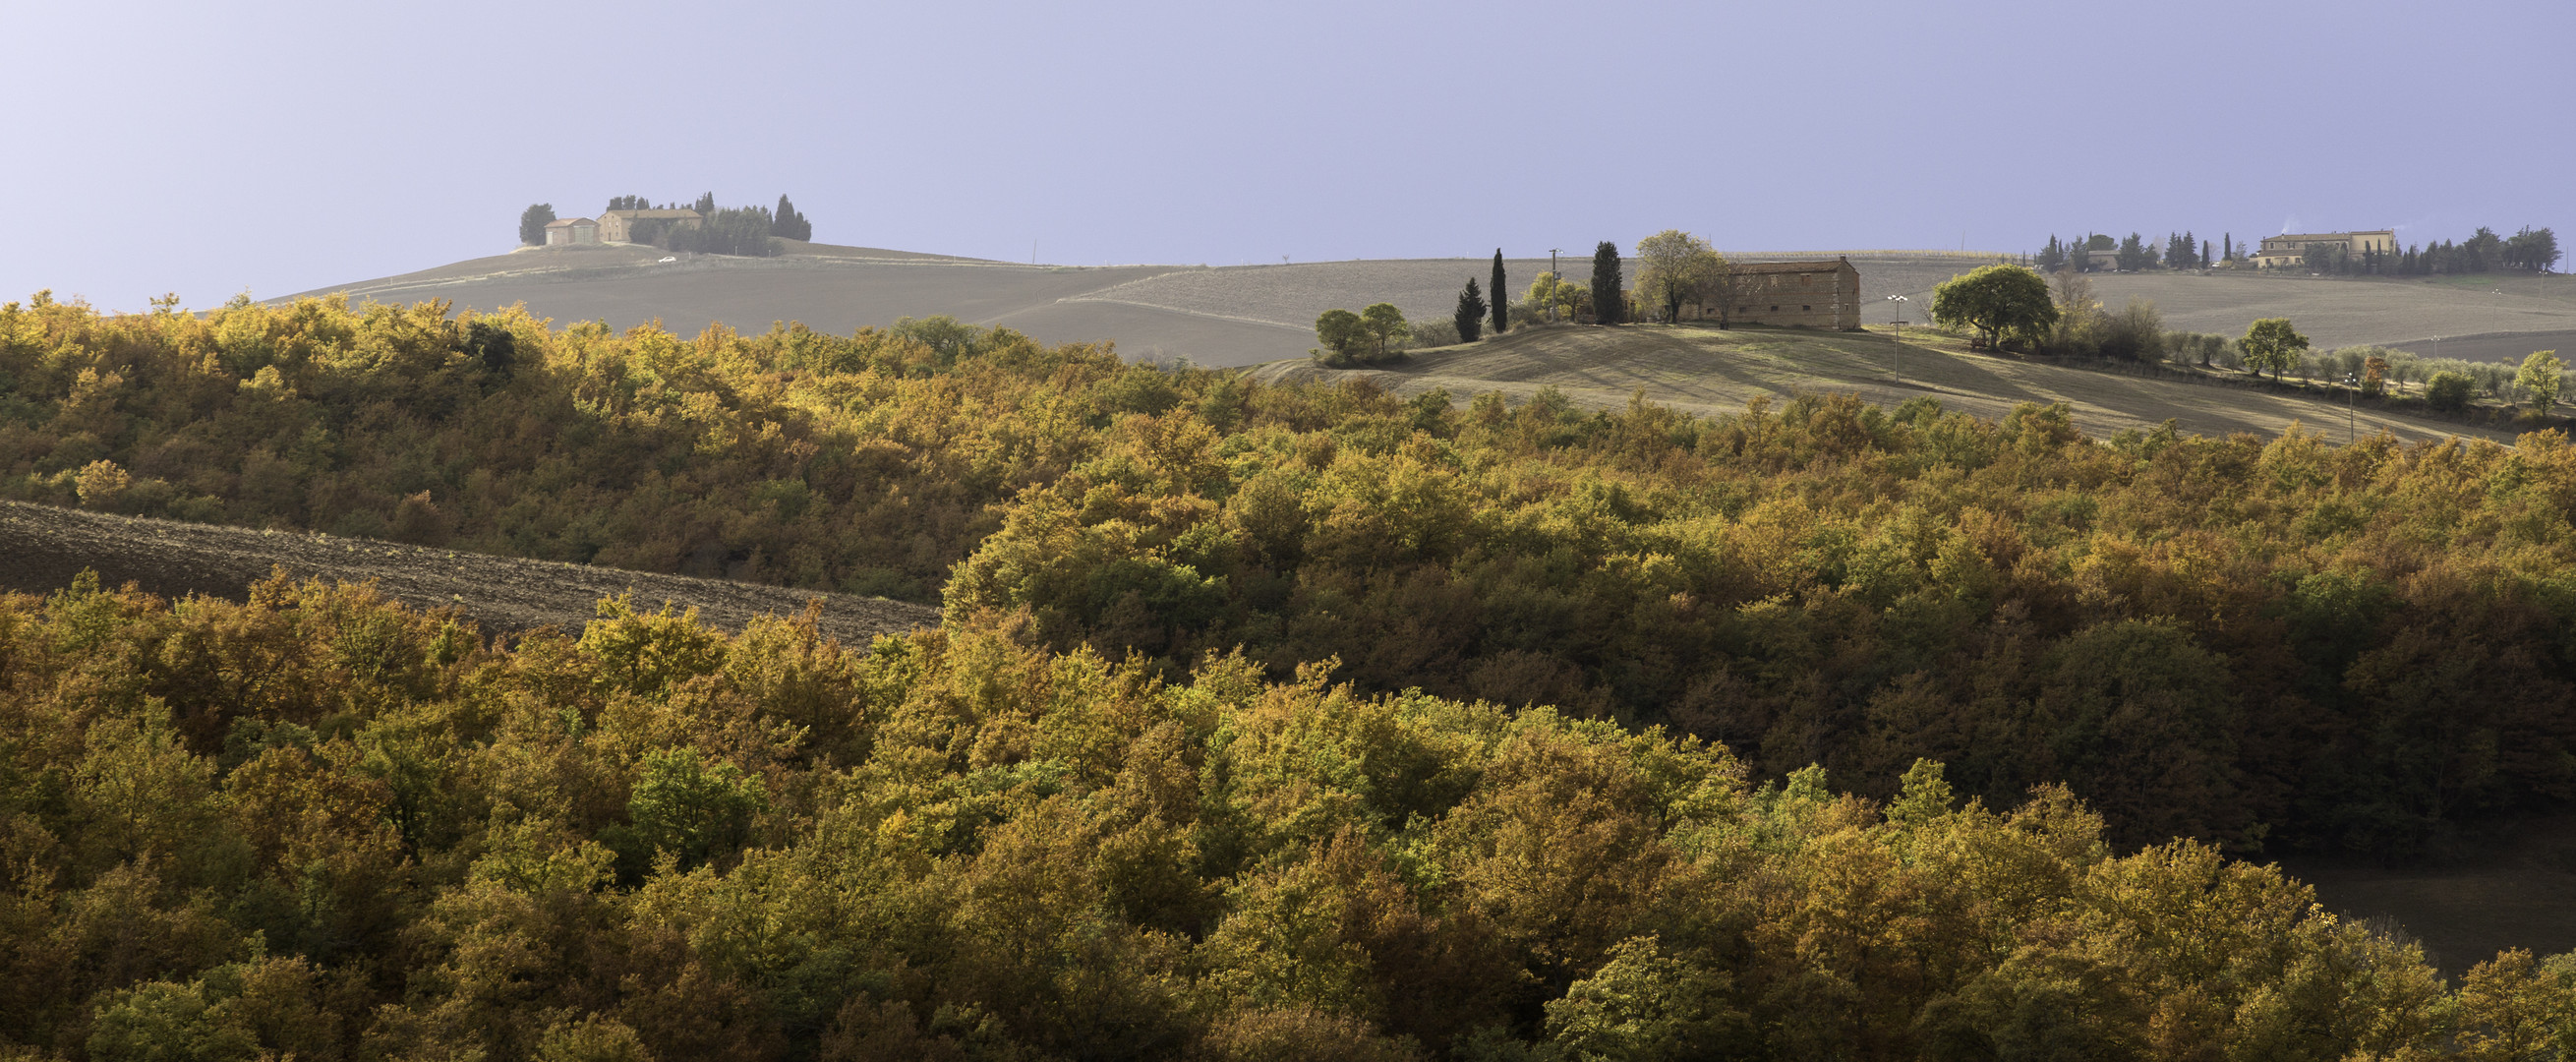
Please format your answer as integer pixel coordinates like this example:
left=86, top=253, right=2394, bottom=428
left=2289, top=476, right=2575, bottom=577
left=2250, top=230, right=2395, bottom=269
left=542, top=208, right=705, bottom=247
left=598, top=208, right=704, bottom=244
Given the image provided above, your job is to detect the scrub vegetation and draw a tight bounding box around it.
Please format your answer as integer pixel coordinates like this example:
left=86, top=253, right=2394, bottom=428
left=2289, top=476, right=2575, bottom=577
left=4, top=292, right=2576, bottom=1056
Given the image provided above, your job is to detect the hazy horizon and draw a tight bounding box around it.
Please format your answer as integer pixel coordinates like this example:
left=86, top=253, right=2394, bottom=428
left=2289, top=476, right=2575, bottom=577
left=6, top=0, right=2569, bottom=312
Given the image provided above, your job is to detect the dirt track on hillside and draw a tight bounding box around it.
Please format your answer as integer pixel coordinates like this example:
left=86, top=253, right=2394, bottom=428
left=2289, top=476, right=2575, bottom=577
left=0, top=502, right=940, bottom=645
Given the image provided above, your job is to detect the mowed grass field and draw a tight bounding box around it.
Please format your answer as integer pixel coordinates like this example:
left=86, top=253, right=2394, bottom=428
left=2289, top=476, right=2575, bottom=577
left=1252, top=321, right=2519, bottom=445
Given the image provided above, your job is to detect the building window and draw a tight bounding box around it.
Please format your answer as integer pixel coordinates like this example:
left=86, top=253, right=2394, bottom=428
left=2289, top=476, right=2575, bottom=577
left=1802, top=305, right=1811, bottom=312
left=1770, top=306, right=1778, bottom=312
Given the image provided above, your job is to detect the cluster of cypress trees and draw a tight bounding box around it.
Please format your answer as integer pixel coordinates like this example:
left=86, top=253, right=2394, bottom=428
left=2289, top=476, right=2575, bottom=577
left=1451, top=250, right=1514, bottom=344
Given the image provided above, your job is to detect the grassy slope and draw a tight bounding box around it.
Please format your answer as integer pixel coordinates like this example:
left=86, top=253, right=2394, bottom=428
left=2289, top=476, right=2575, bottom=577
left=1254, top=322, right=2519, bottom=445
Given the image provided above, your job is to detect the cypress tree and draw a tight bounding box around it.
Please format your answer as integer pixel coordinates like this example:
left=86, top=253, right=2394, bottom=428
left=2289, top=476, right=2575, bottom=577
left=1591, top=242, right=1623, bottom=324
left=772, top=195, right=812, bottom=241
left=1491, top=250, right=1508, bottom=334
left=1455, top=279, right=1487, bottom=343
left=518, top=203, right=556, bottom=246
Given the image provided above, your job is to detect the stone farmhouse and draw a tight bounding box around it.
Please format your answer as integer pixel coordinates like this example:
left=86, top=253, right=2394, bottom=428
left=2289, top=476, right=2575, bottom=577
left=542, top=217, right=600, bottom=246
left=1680, top=257, right=1862, bottom=329
left=598, top=208, right=704, bottom=244
left=2250, top=229, right=2395, bottom=269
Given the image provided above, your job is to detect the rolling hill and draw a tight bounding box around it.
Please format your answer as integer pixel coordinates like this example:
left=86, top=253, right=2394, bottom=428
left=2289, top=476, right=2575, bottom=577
left=289, top=241, right=2576, bottom=372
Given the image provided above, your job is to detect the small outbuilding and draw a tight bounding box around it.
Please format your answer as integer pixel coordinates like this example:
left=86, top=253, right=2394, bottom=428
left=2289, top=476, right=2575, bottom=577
left=543, top=217, right=600, bottom=246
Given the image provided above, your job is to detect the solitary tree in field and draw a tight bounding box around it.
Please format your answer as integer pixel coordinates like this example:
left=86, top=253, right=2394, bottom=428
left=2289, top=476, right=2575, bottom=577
left=1491, top=250, right=1508, bottom=335
left=1360, top=303, right=1412, bottom=359
left=1591, top=242, right=1624, bottom=324
left=1931, top=265, right=2057, bottom=351
left=2517, top=350, right=2563, bottom=417
left=1349, top=303, right=1411, bottom=360
left=1633, top=230, right=1727, bottom=325
left=1315, top=309, right=1365, bottom=361
left=518, top=203, right=556, bottom=246
left=1454, top=279, right=1487, bottom=343
left=2240, top=318, right=2310, bottom=383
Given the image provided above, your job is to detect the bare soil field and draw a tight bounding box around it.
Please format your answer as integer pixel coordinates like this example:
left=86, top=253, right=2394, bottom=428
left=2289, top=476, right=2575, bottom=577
left=0, top=501, right=938, bottom=645
left=281, top=243, right=1317, bottom=367
left=2075, top=272, right=2576, bottom=353
left=1253, top=323, right=2517, bottom=446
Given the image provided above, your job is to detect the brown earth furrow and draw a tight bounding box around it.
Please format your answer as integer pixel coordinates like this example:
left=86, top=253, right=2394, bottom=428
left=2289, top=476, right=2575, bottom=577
left=0, top=501, right=940, bottom=645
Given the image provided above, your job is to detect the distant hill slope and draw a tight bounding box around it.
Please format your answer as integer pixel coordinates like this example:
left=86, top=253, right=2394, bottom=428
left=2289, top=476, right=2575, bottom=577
left=286, top=243, right=2576, bottom=368
left=1254, top=323, right=2518, bottom=445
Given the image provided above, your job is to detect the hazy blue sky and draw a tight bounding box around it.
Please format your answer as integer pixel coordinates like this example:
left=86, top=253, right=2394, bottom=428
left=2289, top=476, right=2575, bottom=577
left=7, top=0, right=2568, bottom=310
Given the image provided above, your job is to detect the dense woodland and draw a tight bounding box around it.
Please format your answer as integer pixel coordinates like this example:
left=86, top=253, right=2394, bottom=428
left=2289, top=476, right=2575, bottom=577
left=3, top=293, right=2576, bottom=1056
left=0, top=574, right=2569, bottom=1060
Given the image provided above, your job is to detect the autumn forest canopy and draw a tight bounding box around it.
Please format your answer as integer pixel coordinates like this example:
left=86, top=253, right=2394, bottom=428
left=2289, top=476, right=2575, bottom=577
left=2, top=292, right=2575, bottom=1058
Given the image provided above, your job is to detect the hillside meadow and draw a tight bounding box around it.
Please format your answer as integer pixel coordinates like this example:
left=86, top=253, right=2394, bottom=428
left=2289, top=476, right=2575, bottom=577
left=3, top=293, right=2576, bottom=1054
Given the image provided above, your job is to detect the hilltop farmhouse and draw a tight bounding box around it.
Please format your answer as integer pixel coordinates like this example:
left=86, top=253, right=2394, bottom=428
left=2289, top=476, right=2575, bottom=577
left=1681, top=257, right=1862, bottom=329
left=2251, top=229, right=2396, bottom=269
left=599, top=208, right=703, bottom=244
left=542, top=217, right=600, bottom=246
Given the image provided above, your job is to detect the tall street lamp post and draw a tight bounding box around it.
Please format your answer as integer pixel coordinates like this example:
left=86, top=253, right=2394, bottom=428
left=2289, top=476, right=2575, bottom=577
left=1886, top=295, right=1908, bottom=384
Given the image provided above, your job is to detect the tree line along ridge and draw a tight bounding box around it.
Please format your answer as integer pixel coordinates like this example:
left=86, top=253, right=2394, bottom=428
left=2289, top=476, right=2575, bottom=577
left=516, top=193, right=814, bottom=258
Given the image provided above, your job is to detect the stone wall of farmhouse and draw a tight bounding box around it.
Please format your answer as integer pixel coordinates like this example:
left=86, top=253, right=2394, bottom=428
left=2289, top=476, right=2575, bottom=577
left=1682, top=263, right=1861, bottom=329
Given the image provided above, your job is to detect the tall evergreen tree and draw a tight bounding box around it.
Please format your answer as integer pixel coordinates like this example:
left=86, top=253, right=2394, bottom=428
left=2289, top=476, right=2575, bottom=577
left=2203, top=239, right=2213, bottom=268
left=1454, top=279, right=1487, bottom=343
left=772, top=195, right=813, bottom=241
left=1591, top=242, right=1623, bottom=324
left=1491, top=250, right=1508, bottom=335
left=518, top=204, right=556, bottom=246
left=693, top=192, right=717, bottom=215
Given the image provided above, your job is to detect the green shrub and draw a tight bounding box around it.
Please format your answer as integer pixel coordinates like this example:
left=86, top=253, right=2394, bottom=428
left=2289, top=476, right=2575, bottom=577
left=2428, top=370, right=2476, bottom=411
